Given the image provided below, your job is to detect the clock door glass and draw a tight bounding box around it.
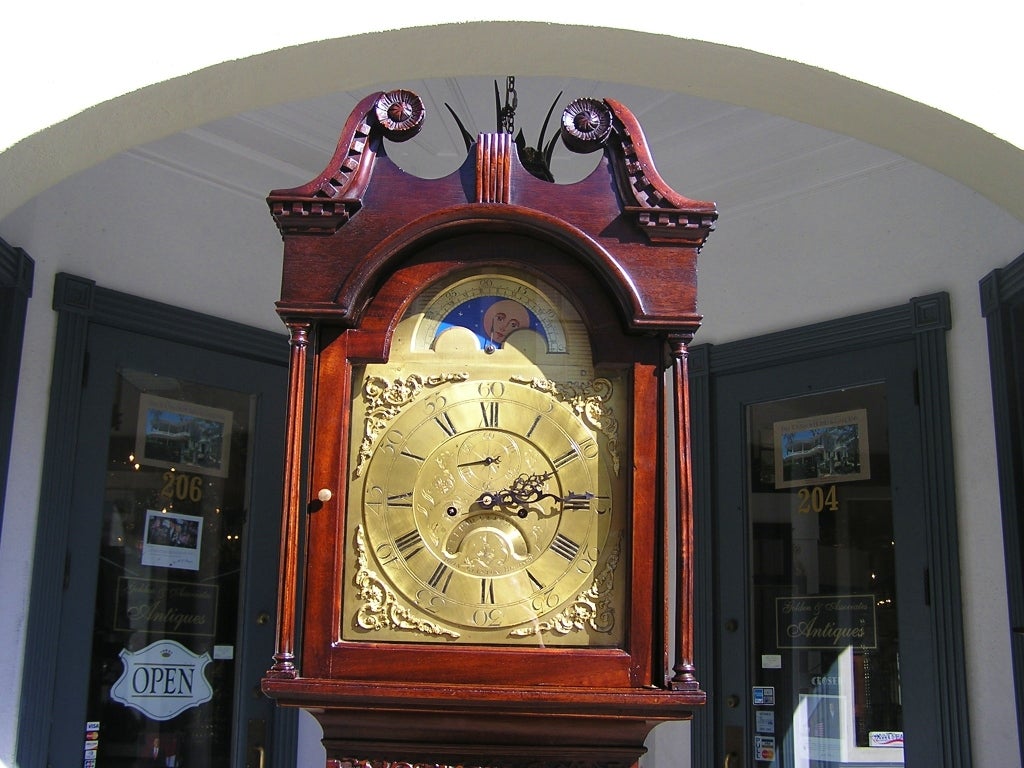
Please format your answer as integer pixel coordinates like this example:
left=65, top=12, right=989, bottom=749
left=341, top=269, right=630, bottom=647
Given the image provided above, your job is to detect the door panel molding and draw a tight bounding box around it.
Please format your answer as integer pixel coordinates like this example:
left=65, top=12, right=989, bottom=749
left=0, top=237, right=33, bottom=539
left=18, top=273, right=292, bottom=767
left=690, top=293, right=970, bottom=767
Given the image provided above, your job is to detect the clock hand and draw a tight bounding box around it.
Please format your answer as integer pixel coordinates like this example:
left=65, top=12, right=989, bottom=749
left=477, top=473, right=609, bottom=514
left=457, top=456, right=502, bottom=468
left=531, top=490, right=610, bottom=512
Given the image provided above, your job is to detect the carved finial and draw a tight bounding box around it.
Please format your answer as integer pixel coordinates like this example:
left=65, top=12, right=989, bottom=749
left=446, top=81, right=563, bottom=182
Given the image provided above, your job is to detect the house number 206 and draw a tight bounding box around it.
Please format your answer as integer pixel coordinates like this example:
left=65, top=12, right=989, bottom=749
left=796, top=485, right=839, bottom=514
left=161, top=472, right=204, bottom=502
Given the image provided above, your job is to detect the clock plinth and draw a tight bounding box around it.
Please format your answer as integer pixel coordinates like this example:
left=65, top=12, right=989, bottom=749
left=267, top=677, right=705, bottom=768
left=264, top=88, right=715, bottom=768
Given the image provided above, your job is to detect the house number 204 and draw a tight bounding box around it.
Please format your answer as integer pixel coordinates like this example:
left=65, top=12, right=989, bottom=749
left=161, top=472, right=204, bottom=502
left=796, top=485, right=839, bottom=514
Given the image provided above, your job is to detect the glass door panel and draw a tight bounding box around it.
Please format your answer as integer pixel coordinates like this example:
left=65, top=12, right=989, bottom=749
left=86, top=368, right=255, bottom=766
left=705, top=302, right=960, bottom=768
left=746, top=384, right=903, bottom=767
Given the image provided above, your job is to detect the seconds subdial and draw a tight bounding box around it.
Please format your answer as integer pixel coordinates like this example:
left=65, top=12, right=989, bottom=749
left=455, top=430, right=521, bottom=490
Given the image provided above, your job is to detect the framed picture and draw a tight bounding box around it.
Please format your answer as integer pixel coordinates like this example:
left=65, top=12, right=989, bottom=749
left=140, top=510, right=203, bottom=571
left=773, top=408, right=870, bottom=489
left=135, top=393, right=232, bottom=478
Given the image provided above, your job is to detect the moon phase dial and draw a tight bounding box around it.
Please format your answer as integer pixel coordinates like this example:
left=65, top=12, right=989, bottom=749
left=357, top=379, right=615, bottom=633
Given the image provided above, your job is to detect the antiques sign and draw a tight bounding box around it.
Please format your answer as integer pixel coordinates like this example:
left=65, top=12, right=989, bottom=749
left=110, top=639, right=213, bottom=721
left=115, top=577, right=218, bottom=637
left=776, top=594, right=877, bottom=650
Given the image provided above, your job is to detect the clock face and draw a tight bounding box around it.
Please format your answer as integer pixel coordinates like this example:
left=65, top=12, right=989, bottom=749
left=341, top=269, right=629, bottom=646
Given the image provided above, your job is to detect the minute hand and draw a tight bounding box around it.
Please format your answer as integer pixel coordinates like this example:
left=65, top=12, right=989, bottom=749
left=519, top=490, right=608, bottom=510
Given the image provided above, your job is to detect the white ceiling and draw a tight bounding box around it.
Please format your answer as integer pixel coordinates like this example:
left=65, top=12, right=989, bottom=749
left=131, top=76, right=909, bottom=227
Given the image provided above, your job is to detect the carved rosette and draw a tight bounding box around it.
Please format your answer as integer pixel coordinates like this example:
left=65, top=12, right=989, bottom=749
left=352, top=525, right=460, bottom=639
left=509, top=376, right=620, bottom=475
left=560, top=98, right=613, bottom=153
left=375, top=90, right=426, bottom=141
left=354, top=372, right=469, bottom=477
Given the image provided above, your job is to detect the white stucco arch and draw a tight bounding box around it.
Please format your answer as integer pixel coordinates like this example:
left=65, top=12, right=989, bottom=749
left=3, top=18, right=1023, bottom=222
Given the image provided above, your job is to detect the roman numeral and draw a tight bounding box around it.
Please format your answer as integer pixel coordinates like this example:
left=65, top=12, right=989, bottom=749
left=562, top=493, right=593, bottom=512
left=526, top=569, right=545, bottom=591
left=387, top=491, right=414, bottom=507
left=393, top=529, right=424, bottom=560
left=526, top=414, right=542, bottom=438
left=434, top=412, right=458, bottom=437
left=480, top=401, right=499, bottom=428
left=480, top=578, right=496, bottom=604
left=550, top=533, right=581, bottom=560
left=428, top=562, right=453, bottom=593
left=552, top=448, right=579, bottom=469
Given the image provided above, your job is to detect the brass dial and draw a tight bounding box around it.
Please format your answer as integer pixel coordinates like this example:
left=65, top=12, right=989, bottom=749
left=360, top=379, right=614, bottom=633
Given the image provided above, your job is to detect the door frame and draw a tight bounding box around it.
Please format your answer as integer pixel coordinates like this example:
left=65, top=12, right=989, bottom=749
left=689, top=293, right=971, bottom=766
left=18, top=273, right=298, bottom=767
left=0, top=237, right=33, bottom=539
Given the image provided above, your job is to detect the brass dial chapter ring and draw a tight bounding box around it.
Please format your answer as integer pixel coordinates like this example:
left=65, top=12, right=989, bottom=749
left=359, top=380, right=612, bottom=630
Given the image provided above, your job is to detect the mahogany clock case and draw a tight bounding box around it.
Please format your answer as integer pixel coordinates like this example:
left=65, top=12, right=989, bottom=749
left=300, top=233, right=666, bottom=689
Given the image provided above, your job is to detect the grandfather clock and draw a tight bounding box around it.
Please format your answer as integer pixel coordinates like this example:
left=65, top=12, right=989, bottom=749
left=262, top=88, right=716, bottom=768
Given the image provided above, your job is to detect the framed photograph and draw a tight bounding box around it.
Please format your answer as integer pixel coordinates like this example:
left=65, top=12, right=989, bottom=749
left=140, top=510, right=203, bottom=571
left=773, top=408, right=870, bottom=489
left=135, top=393, right=232, bottom=478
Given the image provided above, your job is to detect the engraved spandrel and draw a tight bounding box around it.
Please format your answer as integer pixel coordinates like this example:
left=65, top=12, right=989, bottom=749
left=351, top=525, right=460, bottom=640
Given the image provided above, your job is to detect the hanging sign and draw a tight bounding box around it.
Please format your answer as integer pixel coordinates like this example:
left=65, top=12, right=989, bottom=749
left=110, top=639, right=213, bottom=721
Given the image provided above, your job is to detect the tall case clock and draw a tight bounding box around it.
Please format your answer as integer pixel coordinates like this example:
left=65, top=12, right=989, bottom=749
left=262, top=88, right=717, bottom=768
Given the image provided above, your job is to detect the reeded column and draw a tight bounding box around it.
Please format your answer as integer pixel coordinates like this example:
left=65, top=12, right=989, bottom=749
left=269, top=320, right=310, bottom=676
left=668, top=333, right=699, bottom=690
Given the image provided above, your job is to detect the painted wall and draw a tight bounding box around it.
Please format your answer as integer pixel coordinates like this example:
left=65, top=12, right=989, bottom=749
left=3, top=6, right=1024, bottom=766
